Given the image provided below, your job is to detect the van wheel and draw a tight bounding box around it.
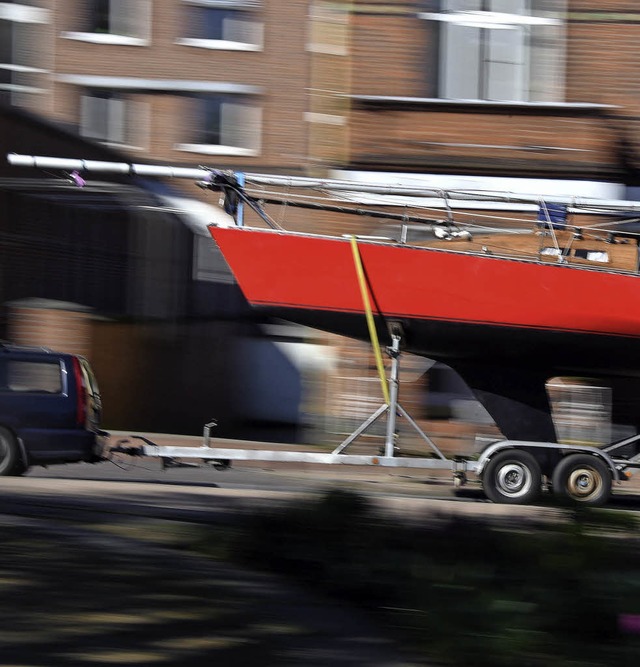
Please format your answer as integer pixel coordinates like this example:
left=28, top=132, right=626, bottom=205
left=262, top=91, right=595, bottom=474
left=0, top=428, right=26, bottom=476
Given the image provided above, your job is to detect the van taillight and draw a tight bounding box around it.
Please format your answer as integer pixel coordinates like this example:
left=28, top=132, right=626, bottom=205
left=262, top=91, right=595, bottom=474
left=71, top=356, right=87, bottom=427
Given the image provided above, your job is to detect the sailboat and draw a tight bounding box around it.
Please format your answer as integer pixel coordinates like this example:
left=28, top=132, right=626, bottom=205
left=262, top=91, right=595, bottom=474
left=205, top=171, right=640, bottom=443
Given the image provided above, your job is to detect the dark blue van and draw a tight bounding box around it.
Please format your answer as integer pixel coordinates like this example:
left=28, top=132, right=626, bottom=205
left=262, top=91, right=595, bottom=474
left=0, top=344, right=106, bottom=475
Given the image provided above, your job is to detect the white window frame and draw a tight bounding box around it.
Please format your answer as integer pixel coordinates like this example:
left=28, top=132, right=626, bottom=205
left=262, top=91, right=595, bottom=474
left=0, top=4, right=50, bottom=24
left=0, top=7, right=50, bottom=102
left=175, top=95, right=262, bottom=157
left=419, top=0, right=566, bottom=103
left=62, top=0, right=151, bottom=45
left=80, top=90, right=149, bottom=151
left=177, top=0, right=263, bottom=51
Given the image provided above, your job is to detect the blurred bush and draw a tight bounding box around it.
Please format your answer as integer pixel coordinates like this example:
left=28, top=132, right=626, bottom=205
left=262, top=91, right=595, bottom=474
left=200, top=489, right=640, bottom=666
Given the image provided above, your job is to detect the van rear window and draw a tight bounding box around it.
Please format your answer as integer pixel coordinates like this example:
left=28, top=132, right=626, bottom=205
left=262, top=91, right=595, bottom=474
left=2, top=361, right=63, bottom=393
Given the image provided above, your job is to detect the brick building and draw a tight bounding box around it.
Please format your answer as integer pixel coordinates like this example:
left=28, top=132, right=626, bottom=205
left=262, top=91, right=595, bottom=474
left=4, top=1, right=640, bottom=189
left=346, top=1, right=640, bottom=185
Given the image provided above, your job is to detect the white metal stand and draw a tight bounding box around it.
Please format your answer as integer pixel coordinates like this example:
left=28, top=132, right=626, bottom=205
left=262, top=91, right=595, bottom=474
left=332, top=332, right=448, bottom=461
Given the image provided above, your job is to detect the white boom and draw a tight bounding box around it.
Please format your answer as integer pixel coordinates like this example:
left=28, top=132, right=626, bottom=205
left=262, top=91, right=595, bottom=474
left=8, top=152, right=640, bottom=213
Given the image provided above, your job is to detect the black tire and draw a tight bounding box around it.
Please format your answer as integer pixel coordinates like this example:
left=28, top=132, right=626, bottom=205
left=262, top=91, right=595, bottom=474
left=551, top=454, right=611, bottom=507
left=0, top=427, right=26, bottom=476
left=482, top=450, right=542, bottom=505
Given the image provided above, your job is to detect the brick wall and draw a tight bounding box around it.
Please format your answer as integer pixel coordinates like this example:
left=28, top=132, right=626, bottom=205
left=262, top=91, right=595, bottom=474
left=351, top=4, right=432, bottom=98
left=7, top=299, right=93, bottom=359
left=349, top=106, right=620, bottom=177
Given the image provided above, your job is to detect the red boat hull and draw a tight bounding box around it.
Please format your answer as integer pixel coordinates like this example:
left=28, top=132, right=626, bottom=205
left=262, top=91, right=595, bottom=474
left=209, top=225, right=640, bottom=440
left=210, top=226, right=640, bottom=369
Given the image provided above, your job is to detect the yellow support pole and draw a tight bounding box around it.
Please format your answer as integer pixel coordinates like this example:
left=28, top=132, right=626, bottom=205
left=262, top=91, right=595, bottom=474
left=350, top=236, right=390, bottom=406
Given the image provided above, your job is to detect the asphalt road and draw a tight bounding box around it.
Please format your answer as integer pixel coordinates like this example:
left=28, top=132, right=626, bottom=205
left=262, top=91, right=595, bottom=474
left=7, top=455, right=479, bottom=526
left=8, top=438, right=640, bottom=525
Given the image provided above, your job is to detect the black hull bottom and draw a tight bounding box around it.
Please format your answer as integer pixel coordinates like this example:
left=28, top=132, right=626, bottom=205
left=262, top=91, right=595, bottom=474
left=261, top=306, right=640, bottom=442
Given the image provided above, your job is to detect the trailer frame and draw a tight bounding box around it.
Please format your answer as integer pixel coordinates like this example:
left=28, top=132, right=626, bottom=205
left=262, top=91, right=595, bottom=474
left=114, top=427, right=640, bottom=506
left=112, top=335, right=640, bottom=507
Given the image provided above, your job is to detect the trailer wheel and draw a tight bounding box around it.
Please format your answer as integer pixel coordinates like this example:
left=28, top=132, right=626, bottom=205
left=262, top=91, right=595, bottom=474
left=212, top=459, right=231, bottom=471
left=551, top=454, right=611, bottom=506
left=482, top=450, right=542, bottom=504
left=0, top=428, right=26, bottom=476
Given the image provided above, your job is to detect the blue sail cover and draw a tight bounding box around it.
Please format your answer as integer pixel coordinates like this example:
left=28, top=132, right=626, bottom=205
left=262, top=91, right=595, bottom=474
left=537, top=202, right=568, bottom=228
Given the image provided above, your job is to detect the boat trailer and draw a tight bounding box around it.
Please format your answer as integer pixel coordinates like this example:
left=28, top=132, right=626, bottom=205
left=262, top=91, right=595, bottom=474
left=111, top=327, right=640, bottom=508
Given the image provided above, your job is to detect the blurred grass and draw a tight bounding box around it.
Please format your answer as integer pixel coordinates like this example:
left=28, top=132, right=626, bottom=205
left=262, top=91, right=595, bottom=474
left=193, top=489, right=640, bottom=667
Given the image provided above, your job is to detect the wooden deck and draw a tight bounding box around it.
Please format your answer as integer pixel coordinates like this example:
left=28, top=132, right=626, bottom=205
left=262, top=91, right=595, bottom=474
left=417, top=229, right=640, bottom=273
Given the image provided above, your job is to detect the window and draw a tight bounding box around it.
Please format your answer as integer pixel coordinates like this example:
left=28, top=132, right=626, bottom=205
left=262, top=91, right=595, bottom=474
left=574, top=249, right=609, bottom=263
left=88, top=0, right=151, bottom=39
left=540, top=247, right=561, bottom=257
left=180, top=1, right=263, bottom=49
left=178, top=94, right=262, bottom=155
left=0, top=19, right=12, bottom=101
left=0, top=6, right=49, bottom=104
left=4, top=361, right=62, bottom=394
left=421, top=0, right=566, bottom=103
left=541, top=247, right=610, bottom=263
left=0, top=19, right=12, bottom=68
left=80, top=90, right=149, bottom=148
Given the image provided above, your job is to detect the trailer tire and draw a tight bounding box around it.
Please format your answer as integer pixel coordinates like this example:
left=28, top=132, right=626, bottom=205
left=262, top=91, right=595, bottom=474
left=482, top=450, right=542, bottom=505
left=551, top=454, right=611, bottom=507
left=0, top=427, right=26, bottom=476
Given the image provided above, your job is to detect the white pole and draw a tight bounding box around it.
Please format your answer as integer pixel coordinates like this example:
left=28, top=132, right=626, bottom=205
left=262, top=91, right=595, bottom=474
left=8, top=152, right=640, bottom=213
